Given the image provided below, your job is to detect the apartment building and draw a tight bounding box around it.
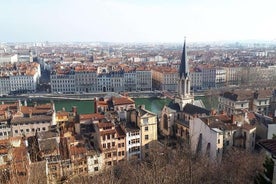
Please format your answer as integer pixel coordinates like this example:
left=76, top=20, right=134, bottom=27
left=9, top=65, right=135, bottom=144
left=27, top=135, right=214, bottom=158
left=215, top=68, right=227, bottom=88
left=50, top=69, right=75, bottom=94
left=218, top=90, right=251, bottom=115
left=51, top=63, right=153, bottom=94
left=95, top=121, right=125, bottom=167
left=11, top=102, right=55, bottom=137
left=152, top=66, right=178, bottom=91
left=223, top=67, right=242, bottom=85
left=128, top=106, right=158, bottom=159
left=75, top=67, right=98, bottom=93
left=190, top=67, right=203, bottom=91
left=0, top=54, right=18, bottom=64
left=136, top=67, right=152, bottom=91
left=0, top=62, right=40, bottom=94
left=122, top=122, right=141, bottom=161
left=218, top=89, right=272, bottom=115
left=0, top=137, right=29, bottom=183
left=123, top=68, right=136, bottom=92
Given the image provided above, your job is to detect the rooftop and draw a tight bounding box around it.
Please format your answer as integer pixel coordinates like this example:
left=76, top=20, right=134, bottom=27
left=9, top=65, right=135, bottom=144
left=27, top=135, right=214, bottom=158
left=259, top=139, right=276, bottom=156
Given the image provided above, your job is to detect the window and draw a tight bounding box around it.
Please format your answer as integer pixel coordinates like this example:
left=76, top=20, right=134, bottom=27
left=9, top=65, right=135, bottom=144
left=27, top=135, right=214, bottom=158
left=145, top=143, right=149, bottom=149
left=107, top=143, right=110, bottom=148
left=122, top=143, right=124, bottom=147
left=103, top=144, right=106, bottom=148
left=145, top=135, right=149, bottom=140
left=218, top=139, right=220, bottom=144
left=15, top=130, right=18, bottom=134
left=118, top=143, right=121, bottom=148
left=226, top=140, right=229, bottom=146
left=94, top=160, right=98, bottom=164
left=112, top=142, right=115, bottom=147
left=145, top=126, right=148, bottom=131
left=113, top=152, right=117, bottom=156
left=94, top=167, right=98, bottom=171
left=143, top=118, right=148, bottom=124
left=122, top=151, right=125, bottom=156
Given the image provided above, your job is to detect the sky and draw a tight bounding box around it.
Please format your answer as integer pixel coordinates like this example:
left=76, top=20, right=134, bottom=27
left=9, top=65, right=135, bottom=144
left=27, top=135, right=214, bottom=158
left=0, top=0, right=276, bottom=43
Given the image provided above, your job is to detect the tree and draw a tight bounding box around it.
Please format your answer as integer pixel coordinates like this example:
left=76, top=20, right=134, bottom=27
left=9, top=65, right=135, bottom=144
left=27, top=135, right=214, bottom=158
left=255, top=156, right=274, bottom=184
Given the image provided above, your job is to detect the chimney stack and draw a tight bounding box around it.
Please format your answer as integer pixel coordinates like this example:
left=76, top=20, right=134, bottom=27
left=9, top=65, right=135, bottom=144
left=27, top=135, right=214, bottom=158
left=72, top=106, right=77, bottom=114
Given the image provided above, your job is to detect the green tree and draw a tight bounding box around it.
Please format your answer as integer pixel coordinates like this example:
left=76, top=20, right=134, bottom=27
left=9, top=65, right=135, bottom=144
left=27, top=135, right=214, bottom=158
left=255, top=156, right=274, bottom=184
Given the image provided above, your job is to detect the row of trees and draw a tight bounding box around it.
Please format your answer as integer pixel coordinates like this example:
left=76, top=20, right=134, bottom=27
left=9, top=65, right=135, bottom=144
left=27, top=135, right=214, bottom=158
left=67, top=146, right=265, bottom=184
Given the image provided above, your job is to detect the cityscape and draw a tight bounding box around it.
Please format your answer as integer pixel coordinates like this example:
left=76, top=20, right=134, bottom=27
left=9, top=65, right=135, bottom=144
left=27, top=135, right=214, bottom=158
left=1, top=0, right=276, bottom=184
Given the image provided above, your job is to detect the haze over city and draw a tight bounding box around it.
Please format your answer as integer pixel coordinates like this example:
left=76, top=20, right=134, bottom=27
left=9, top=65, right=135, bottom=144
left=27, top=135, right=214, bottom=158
left=1, top=0, right=276, bottom=43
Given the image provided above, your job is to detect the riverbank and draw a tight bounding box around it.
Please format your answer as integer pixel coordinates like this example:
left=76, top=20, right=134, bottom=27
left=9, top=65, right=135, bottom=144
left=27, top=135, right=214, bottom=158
left=0, top=92, right=218, bottom=115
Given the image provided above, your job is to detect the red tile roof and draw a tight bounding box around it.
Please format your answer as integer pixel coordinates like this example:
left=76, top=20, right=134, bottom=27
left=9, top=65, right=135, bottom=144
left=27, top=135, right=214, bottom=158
left=79, top=113, right=104, bottom=120
left=113, top=97, right=134, bottom=105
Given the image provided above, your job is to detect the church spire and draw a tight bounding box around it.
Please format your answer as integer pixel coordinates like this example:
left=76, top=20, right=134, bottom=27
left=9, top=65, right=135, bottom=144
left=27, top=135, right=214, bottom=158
left=179, top=37, right=189, bottom=79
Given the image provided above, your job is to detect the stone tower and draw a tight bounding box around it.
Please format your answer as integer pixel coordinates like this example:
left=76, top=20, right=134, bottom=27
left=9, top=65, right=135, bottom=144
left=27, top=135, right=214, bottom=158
left=174, top=37, right=194, bottom=109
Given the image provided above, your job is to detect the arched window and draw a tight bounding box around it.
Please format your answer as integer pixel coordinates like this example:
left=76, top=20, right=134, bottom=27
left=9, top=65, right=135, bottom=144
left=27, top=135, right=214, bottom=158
left=163, top=114, right=168, bottom=130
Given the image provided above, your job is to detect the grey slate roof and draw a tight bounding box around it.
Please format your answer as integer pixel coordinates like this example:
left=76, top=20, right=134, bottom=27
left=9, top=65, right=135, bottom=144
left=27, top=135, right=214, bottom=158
left=183, top=103, right=210, bottom=115
left=179, top=38, right=189, bottom=79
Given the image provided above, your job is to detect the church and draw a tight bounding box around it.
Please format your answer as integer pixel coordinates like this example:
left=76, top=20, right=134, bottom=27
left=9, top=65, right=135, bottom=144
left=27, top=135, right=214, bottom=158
left=160, top=38, right=210, bottom=140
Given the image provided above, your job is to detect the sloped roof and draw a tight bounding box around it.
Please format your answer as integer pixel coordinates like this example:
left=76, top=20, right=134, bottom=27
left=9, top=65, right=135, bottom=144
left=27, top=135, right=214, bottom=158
left=259, top=139, right=276, bottom=155
left=37, top=130, right=59, bottom=140
left=11, top=115, right=52, bottom=124
left=220, top=90, right=252, bottom=101
left=183, top=103, right=210, bottom=115
left=79, top=113, right=104, bottom=120
left=115, top=125, right=126, bottom=137
left=39, top=139, right=58, bottom=154
left=112, top=97, right=135, bottom=106
left=167, top=101, right=180, bottom=111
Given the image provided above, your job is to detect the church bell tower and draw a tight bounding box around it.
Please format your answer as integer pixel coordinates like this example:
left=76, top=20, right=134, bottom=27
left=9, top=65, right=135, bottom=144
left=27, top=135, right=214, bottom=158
left=174, top=37, right=194, bottom=109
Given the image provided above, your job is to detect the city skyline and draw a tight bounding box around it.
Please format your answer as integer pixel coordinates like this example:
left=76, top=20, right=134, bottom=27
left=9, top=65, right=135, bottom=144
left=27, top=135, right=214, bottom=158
left=1, top=0, right=276, bottom=43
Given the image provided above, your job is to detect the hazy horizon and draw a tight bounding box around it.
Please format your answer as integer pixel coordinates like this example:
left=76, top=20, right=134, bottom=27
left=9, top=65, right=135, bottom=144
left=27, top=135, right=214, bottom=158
left=1, top=0, right=276, bottom=43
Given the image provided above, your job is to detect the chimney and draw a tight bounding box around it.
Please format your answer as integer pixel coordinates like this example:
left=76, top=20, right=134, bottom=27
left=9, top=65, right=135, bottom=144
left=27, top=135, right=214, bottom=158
left=274, top=110, right=276, bottom=123
left=211, top=108, right=216, bottom=115
left=139, top=105, right=145, bottom=109
left=17, top=100, right=22, bottom=112
left=29, top=110, right=32, bottom=118
left=94, top=98, right=97, bottom=113
left=231, top=114, right=235, bottom=124
left=72, top=106, right=77, bottom=114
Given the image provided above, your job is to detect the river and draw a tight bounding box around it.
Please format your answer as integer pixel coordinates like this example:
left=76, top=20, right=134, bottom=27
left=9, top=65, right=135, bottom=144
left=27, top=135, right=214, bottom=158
left=26, top=98, right=172, bottom=115
left=2, top=96, right=216, bottom=115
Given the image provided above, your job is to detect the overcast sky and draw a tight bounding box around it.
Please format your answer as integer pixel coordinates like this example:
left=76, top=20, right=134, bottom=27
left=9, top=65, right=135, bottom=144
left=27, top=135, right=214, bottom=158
left=0, top=0, right=275, bottom=43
